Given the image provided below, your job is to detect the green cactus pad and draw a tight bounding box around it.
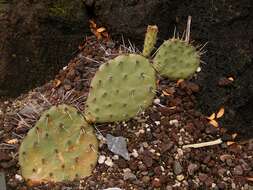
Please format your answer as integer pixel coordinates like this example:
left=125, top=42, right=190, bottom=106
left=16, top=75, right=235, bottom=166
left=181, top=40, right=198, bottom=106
left=19, top=104, right=98, bottom=184
left=85, top=54, right=156, bottom=123
left=142, top=25, right=158, bottom=57
left=153, top=38, right=200, bottom=80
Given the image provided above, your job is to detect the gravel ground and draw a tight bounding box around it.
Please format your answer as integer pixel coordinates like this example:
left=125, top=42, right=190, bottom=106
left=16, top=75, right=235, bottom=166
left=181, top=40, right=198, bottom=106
left=0, top=36, right=252, bottom=190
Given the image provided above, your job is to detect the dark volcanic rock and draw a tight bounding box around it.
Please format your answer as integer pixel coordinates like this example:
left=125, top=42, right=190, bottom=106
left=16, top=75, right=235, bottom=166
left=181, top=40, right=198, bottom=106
left=0, top=0, right=90, bottom=97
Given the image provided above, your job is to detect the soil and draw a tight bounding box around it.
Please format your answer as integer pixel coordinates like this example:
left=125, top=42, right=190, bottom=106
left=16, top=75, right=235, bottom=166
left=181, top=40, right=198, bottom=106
left=0, top=36, right=252, bottom=190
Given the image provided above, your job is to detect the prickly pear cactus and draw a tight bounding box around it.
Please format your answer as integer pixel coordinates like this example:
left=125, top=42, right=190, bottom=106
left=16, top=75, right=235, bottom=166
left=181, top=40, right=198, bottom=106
left=85, top=54, right=156, bottom=123
left=19, top=104, right=98, bottom=183
left=142, top=25, right=158, bottom=57
left=153, top=38, right=200, bottom=80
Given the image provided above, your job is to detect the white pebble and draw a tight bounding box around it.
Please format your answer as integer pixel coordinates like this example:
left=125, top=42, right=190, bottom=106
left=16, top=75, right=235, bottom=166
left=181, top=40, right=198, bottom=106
left=15, top=174, right=23, bottom=182
left=196, top=67, right=201, bottom=72
left=131, top=149, right=139, bottom=158
left=98, top=155, right=106, bottom=164
left=105, top=157, right=114, bottom=167
left=153, top=98, right=160, bottom=104
left=112, top=155, right=119, bottom=160
left=169, top=119, right=179, bottom=127
left=155, top=121, right=160, bottom=126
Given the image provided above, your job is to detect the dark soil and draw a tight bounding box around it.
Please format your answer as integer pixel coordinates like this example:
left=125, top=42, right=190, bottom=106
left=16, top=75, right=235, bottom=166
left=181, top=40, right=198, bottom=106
left=0, top=37, right=252, bottom=190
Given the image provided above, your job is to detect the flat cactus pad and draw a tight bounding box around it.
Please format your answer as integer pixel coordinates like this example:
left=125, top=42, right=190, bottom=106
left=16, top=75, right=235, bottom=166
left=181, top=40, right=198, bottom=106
left=153, top=38, right=200, bottom=80
left=85, top=54, right=156, bottom=123
left=19, top=104, right=98, bottom=183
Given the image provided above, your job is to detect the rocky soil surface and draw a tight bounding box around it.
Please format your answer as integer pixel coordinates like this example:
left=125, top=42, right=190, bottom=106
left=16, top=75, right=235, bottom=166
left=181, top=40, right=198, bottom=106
left=0, top=36, right=252, bottom=190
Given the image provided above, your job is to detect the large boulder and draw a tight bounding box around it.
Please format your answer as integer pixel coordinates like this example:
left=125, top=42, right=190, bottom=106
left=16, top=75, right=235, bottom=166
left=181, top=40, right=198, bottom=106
left=0, top=0, right=90, bottom=97
left=90, top=0, right=253, bottom=137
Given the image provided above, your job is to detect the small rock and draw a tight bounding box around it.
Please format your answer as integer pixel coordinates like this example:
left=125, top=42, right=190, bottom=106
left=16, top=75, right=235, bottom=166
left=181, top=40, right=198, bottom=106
left=187, top=163, right=198, bottom=175
left=198, top=173, right=208, bottom=182
left=176, top=174, right=184, bottom=181
left=152, top=178, right=161, bottom=188
left=142, top=155, right=153, bottom=168
left=173, top=161, right=183, bottom=175
left=142, top=176, right=150, bottom=183
left=14, top=174, right=23, bottom=182
left=105, top=157, right=113, bottom=167
left=154, top=98, right=160, bottom=105
left=106, top=134, right=130, bottom=160
left=123, top=169, right=136, bottom=181
left=233, top=165, right=243, bottom=175
left=98, top=155, right=106, bottom=164
left=169, top=119, right=179, bottom=127
left=112, top=155, right=119, bottom=160
left=131, top=149, right=139, bottom=158
left=160, top=142, right=173, bottom=153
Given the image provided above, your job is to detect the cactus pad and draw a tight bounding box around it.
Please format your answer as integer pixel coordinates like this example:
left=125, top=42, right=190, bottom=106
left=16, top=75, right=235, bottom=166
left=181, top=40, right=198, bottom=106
left=85, top=54, right=156, bottom=123
left=153, top=38, right=200, bottom=80
left=143, top=25, right=158, bottom=57
left=19, top=104, right=98, bottom=183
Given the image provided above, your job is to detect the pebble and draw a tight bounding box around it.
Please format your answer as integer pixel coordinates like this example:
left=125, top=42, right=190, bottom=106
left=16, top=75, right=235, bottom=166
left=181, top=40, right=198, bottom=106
left=142, top=176, right=150, bottom=183
left=131, top=149, right=139, bottom=158
left=98, top=155, right=106, bottom=164
left=142, top=155, right=153, bottom=167
left=233, top=165, right=243, bottom=175
left=14, top=174, right=23, bottom=182
left=187, top=163, right=198, bottom=175
left=169, top=119, right=179, bottom=127
left=153, top=98, right=160, bottom=105
left=142, top=142, right=149, bottom=148
left=123, top=169, right=136, bottom=181
left=176, top=174, right=184, bottom=181
left=173, top=161, right=183, bottom=175
left=152, top=178, right=161, bottom=188
left=105, top=157, right=113, bottom=167
left=112, top=155, right=119, bottom=160
left=155, top=121, right=160, bottom=125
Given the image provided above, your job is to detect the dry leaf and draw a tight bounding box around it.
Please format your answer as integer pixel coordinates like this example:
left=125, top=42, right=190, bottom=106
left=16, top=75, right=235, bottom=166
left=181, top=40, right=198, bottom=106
left=176, top=79, right=184, bottom=86
left=97, top=27, right=106, bottom=33
left=207, top=113, right=216, bottom=120
left=226, top=141, right=235, bottom=146
left=216, top=107, right=225, bottom=118
left=209, top=120, right=219, bottom=128
left=54, top=79, right=61, bottom=88
left=162, top=90, right=171, bottom=96
left=6, top=138, right=18, bottom=144
left=232, top=133, right=238, bottom=139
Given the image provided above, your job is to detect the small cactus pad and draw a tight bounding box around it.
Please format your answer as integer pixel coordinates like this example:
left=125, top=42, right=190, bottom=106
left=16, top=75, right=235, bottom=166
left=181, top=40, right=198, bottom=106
left=19, top=104, right=98, bottom=183
left=142, top=25, right=158, bottom=57
left=85, top=54, right=156, bottom=123
left=153, top=38, right=200, bottom=80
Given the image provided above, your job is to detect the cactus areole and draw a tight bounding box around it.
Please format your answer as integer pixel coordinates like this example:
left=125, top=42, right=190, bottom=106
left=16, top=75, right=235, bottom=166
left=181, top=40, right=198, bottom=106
left=19, top=104, right=98, bottom=184
left=85, top=54, right=156, bottom=123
